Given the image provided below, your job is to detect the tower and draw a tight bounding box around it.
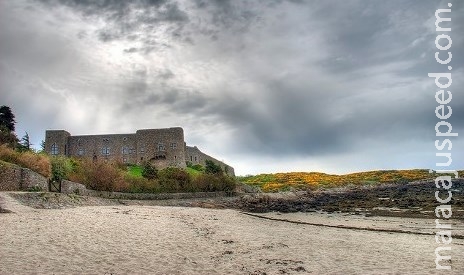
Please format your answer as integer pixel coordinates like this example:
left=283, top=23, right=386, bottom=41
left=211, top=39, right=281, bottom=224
left=45, top=130, right=71, bottom=157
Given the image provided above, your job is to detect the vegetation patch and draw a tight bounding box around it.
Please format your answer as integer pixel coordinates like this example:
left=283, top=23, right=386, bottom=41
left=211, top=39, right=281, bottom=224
left=239, top=169, right=464, bottom=192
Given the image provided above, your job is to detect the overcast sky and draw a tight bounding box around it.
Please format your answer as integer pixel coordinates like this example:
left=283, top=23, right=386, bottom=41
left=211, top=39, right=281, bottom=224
left=1, top=0, right=463, bottom=175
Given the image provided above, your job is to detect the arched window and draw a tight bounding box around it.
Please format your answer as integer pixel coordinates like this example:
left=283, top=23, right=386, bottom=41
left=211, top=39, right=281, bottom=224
left=51, top=143, right=59, bottom=155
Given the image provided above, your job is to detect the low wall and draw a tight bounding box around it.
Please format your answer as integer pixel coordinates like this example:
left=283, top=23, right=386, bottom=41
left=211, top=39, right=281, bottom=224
left=0, top=162, right=48, bottom=191
left=60, top=179, right=231, bottom=200
left=61, top=180, right=89, bottom=195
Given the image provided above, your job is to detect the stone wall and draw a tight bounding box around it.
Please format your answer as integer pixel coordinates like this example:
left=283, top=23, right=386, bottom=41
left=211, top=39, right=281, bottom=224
left=0, top=162, right=22, bottom=191
left=21, top=168, right=49, bottom=191
left=61, top=180, right=89, bottom=195
left=68, top=133, right=138, bottom=164
left=0, top=162, right=48, bottom=191
left=186, top=146, right=235, bottom=176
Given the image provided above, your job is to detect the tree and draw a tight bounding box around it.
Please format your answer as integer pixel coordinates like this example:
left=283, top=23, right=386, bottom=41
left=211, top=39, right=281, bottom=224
left=0, top=125, right=18, bottom=147
left=40, top=140, right=46, bottom=152
left=205, top=160, right=222, bottom=175
left=0, top=106, right=18, bottom=147
left=0, top=106, right=16, bottom=132
left=19, top=132, right=32, bottom=151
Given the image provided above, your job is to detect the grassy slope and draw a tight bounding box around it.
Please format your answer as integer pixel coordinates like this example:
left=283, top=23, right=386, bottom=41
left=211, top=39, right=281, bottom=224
left=239, top=169, right=464, bottom=192
left=126, top=165, right=203, bottom=178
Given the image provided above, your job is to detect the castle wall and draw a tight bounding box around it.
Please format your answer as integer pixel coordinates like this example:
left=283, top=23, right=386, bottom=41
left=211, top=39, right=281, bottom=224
left=186, top=146, right=235, bottom=176
left=44, top=127, right=233, bottom=174
left=68, top=134, right=138, bottom=164
left=136, top=127, right=186, bottom=169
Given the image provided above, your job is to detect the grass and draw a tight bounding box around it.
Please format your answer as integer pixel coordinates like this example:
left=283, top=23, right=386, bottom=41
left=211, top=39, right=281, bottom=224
left=127, top=165, right=204, bottom=178
left=127, top=165, right=143, bottom=178
left=187, top=167, right=203, bottom=177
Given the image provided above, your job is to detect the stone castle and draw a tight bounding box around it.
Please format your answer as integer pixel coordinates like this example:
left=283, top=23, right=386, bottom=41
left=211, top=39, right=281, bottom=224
left=45, top=127, right=235, bottom=176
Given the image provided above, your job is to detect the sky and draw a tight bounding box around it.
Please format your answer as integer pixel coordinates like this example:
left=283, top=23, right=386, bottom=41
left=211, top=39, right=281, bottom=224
left=1, top=0, right=463, bottom=176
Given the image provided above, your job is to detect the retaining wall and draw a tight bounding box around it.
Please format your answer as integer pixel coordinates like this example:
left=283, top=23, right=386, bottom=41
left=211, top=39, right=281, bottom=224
left=0, top=162, right=48, bottom=191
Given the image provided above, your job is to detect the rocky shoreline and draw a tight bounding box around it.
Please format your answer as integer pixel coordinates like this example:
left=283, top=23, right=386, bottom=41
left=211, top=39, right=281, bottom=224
left=3, top=179, right=463, bottom=219
left=230, top=180, right=464, bottom=219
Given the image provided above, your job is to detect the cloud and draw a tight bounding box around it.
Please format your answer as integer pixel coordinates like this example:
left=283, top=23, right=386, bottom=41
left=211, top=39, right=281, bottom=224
left=1, top=0, right=463, bottom=174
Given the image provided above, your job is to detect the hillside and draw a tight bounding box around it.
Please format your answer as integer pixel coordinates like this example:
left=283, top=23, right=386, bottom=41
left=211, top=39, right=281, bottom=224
left=239, top=169, right=464, bottom=192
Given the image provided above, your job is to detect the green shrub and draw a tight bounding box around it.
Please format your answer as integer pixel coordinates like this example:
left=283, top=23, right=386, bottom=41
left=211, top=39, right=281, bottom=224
left=158, top=167, right=190, bottom=192
left=124, top=174, right=161, bottom=193
left=141, top=162, right=158, bottom=180
left=51, top=156, right=75, bottom=182
left=191, top=174, right=236, bottom=192
left=205, top=160, right=222, bottom=175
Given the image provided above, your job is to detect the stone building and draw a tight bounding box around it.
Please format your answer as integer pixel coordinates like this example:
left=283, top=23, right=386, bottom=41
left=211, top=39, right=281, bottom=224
left=45, top=127, right=234, bottom=176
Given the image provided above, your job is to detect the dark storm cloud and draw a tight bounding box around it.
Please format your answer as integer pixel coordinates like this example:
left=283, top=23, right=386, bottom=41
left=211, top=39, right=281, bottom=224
left=181, top=0, right=464, bottom=158
left=39, top=0, right=189, bottom=48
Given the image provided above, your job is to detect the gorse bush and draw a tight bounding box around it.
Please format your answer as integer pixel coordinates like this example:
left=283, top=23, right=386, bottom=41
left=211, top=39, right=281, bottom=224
left=240, top=170, right=463, bottom=192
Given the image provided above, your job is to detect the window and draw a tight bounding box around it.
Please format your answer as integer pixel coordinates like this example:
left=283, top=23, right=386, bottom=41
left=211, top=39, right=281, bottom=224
left=170, top=142, right=177, bottom=149
left=194, top=156, right=197, bottom=162
left=51, top=143, right=59, bottom=155
left=122, top=146, right=129, bottom=155
left=101, top=147, right=110, bottom=156
left=190, top=156, right=193, bottom=161
left=78, top=148, right=85, bottom=156
left=123, top=137, right=128, bottom=142
left=102, top=138, right=109, bottom=142
left=140, top=147, right=145, bottom=154
left=157, top=143, right=165, bottom=152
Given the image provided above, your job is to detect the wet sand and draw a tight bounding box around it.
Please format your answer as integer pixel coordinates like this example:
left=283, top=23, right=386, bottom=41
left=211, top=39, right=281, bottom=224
left=1, top=193, right=463, bottom=274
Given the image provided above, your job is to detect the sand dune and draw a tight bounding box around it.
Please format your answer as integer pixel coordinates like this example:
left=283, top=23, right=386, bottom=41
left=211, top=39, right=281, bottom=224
left=1, top=193, right=463, bottom=274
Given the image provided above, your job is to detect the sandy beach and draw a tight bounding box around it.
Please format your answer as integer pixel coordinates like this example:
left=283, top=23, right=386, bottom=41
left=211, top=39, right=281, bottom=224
left=1, top=193, right=463, bottom=274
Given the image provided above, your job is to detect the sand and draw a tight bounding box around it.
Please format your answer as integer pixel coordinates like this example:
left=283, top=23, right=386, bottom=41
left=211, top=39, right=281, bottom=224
left=1, top=193, right=463, bottom=274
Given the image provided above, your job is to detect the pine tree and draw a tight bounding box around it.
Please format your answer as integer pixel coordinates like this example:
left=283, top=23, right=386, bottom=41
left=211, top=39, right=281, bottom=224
left=20, top=132, right=32, bottom=151
left=0, top=106, right=16, bottom=132
left=0, top=106, right=18, bottom=147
